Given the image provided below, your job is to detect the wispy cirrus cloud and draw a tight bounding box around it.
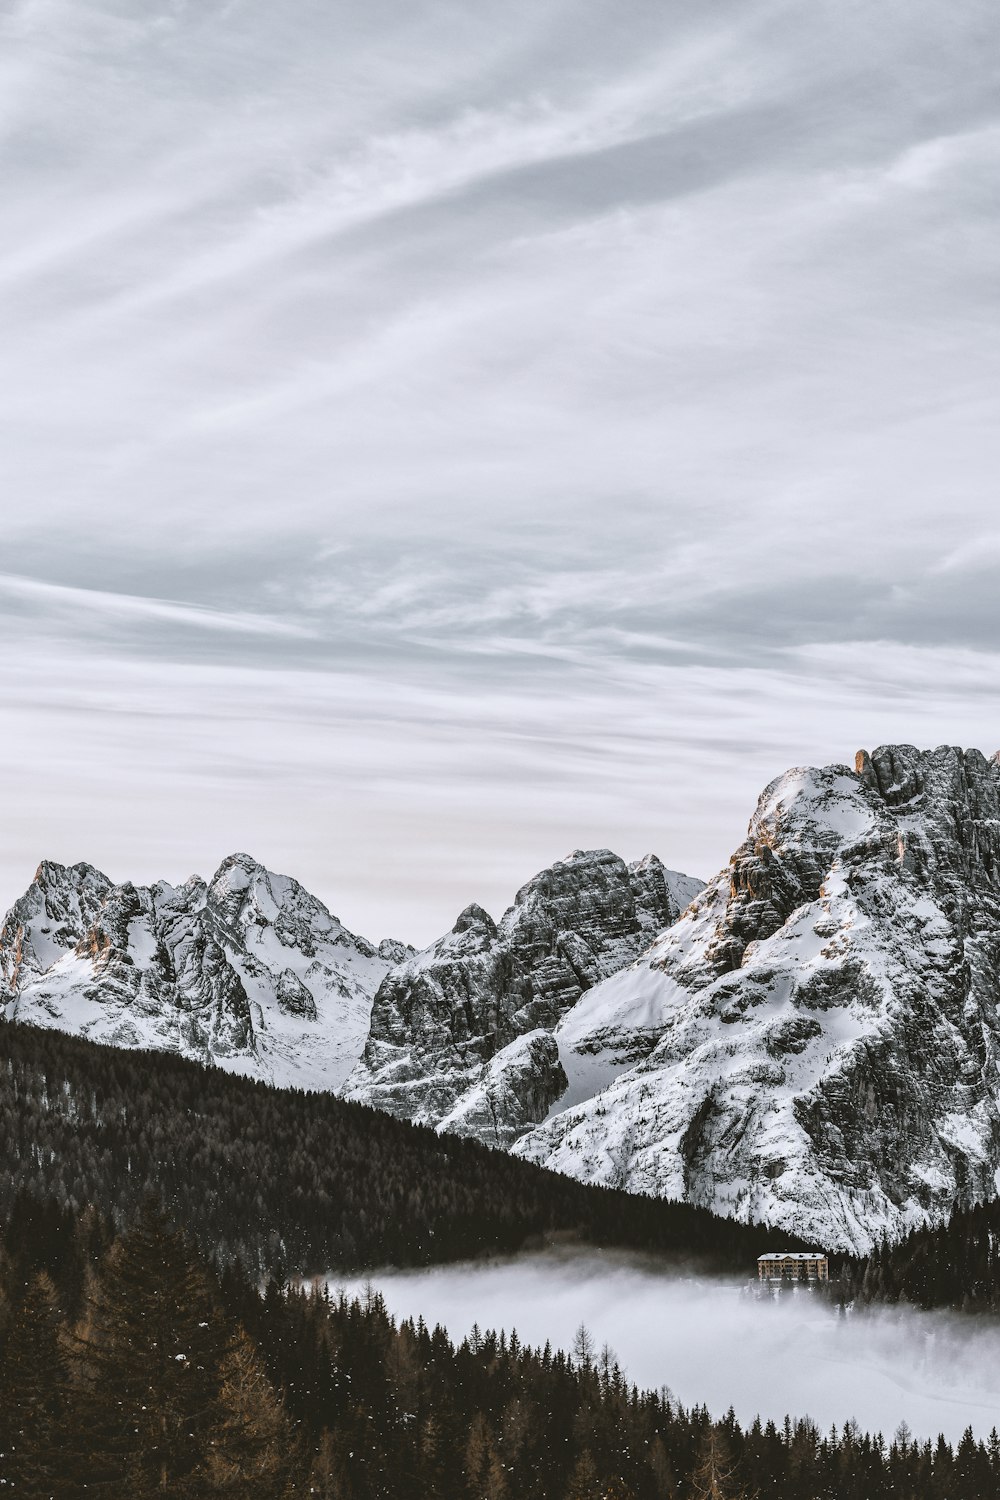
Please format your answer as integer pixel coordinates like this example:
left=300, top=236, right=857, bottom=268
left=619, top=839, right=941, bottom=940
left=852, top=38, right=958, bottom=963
left=0, top=573, right=313, bottom=640
left=0, top=0, right=998, bottom=939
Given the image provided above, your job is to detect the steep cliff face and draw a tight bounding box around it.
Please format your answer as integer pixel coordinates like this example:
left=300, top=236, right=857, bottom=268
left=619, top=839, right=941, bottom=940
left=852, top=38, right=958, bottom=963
left=2, top=854, right=407, bottom=1089
left=0, top=859, right=114, bottom=994
left=345, top=849, right=702, bottom=1142
left=514, top=746, right=1000, bottom=1253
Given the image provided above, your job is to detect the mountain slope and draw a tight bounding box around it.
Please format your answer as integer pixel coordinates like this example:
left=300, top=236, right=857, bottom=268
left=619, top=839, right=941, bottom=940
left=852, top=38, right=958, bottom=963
left=0, top=1019, right=799, bottom=1275
left=1, top=853, right=408, bottom=1090
left=345, top=849, right=703, bottom=1144
left=9, top=747, right=999, bottom=1253
left=514, top=745, right=1000, bottom=1253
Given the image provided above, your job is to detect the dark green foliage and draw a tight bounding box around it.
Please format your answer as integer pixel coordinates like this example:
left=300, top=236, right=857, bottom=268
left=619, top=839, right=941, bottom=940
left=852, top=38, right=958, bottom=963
left=0, top=1207, right=290, bottom=1498
left=3, top=1201, right=999, bottom=1500
left=0, top=1020, right=803, bottom=1277
left=64, top=1206, right=228, bottom=1495
left=0, top=1271, right=68, bottom=1499
left=838, top=1200, right=1000, bottom=1313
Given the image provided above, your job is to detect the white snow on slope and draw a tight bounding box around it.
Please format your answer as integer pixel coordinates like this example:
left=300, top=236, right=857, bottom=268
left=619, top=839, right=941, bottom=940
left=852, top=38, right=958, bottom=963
left=3, top=854, right=406, bottom=1091
left=517, top=748, right=1000, bottom=1253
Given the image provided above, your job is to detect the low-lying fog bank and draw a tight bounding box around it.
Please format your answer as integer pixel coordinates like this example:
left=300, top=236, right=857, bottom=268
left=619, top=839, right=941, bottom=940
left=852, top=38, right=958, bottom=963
left=334, top=1247, right=1000, bottom=1443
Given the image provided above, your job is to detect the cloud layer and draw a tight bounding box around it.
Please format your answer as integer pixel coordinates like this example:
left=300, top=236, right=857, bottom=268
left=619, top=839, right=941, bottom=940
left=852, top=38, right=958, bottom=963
left=1, top=0, right=998, bottom=940
left=339, top=1249, right=1000, bottom=1443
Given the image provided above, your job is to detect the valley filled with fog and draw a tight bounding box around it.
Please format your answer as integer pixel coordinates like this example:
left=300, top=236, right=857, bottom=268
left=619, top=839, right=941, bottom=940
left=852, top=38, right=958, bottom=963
left=337, top=1247, right=1000, bottom=1444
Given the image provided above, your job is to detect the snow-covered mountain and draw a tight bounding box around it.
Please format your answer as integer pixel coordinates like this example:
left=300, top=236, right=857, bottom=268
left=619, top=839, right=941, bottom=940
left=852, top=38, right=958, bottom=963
left=345, top=849, right=702, bottom=1144
left=0, top=846, right=700, bottom=1113
left=514, top=745, right=1000, bottom=1254
left=12, top=746, right=1000, bottom=1255
left=1, top=853, right=410, bottom=1089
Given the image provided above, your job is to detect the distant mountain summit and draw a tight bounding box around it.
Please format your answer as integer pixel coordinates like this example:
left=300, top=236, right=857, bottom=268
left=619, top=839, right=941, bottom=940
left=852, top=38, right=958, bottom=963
left=1, top=852, right=407, bottom=1089
left=0, top=846, right=700, bottom=1115
left=344, top=849, right=702, bottom=1144
left=514, top=746, right=1000, bottom=1253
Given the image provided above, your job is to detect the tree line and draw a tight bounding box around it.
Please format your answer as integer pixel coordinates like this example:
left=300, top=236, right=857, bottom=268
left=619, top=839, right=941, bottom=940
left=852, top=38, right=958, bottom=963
left=838, top=1198, right=1000, bottom=1313
left=13, top=1018, right=1000, bottom=1317
left=4, top=1198, right=1000, bottom=1500
left=0, top=1021, right=802, bottom=1277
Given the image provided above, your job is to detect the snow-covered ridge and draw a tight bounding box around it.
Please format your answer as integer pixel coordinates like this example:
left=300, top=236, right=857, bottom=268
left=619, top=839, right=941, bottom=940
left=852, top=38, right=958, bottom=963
left=1, top=852, right=410, bottom=1090
left=514, top=745, right=1000, bottom=1253
left=0, top=845, right=700, bottom=1111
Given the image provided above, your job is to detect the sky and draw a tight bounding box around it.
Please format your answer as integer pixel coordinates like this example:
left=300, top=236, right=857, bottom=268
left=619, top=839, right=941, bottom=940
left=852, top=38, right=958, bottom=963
left=341, top=1248, right=1000, bottom=1444
left=1, top=0, right=998, bottom=944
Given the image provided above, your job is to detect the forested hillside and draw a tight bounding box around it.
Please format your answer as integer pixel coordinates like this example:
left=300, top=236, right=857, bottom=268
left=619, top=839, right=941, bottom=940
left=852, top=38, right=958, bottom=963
left=14, top=1016, right=1000, bottom=1323
left=3, top=1201, right=999, bottom=1500
left=839, top=1201, right=1000, bottom=1313
left=0, top=1021, right=797, bottom=1276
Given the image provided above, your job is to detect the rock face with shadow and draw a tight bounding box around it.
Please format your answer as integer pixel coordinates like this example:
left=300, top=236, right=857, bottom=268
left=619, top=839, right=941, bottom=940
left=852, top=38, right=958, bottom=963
left=2, top=852, right=409, bottom=1090
left=514, top=746, right=1000, bottom=1253
left=345, top=849, right=703, bottom=1145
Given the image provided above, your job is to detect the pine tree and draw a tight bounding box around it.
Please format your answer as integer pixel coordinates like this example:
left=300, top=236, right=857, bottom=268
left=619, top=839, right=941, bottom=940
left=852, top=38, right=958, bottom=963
left=648, top=1434, right=677, bottom=1498
left=0, top=1271, right=68, bottom=1499
left=690, top=1428, right=753, bottom=1500
left=202, top=1324, right=294, bottom=1498
left=564, top=1448, right=603, bottom=1500
left=465, top=1411, right=506, bottom=1499
left=572, top=1324, right=596, bottom=1370
left=64, top=1206, right=227, bottom=1495
left=306, top=1427, right=343, bottom=1499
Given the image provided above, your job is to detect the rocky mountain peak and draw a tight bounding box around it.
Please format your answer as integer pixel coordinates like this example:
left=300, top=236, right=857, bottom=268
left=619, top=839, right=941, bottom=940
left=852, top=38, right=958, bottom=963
left=27, top=857, right=114, bottom=907
left=857, top=742, right=999, bottom=810
left=860, top=744, right=1000, bottom=893
left=346, top=846, right=704, bottom=1142
left=0, top=858, right=115, bottom=996
left=207, top=852, right=295, bottom=934
left=514, top=744, right=1000, bottom=1253
left=207, top=850, right=258, bottom=910
left=377, top=937, right=413, bottom=964
left=451, top=903, right=498, bottom=940
left=203, top=852, right=382, bottom=965
left=3, top=854, right=399, bottom=1091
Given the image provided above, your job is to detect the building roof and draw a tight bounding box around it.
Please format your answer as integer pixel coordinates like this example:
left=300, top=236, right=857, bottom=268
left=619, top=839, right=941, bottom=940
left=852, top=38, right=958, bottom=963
left=757, top=1251, right=827, bottom=1260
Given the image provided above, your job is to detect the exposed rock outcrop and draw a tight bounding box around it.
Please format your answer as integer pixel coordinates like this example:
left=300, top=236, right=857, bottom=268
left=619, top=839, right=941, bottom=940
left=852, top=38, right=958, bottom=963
left=345, top=849, right=702, bottom=1142
left=436, top=1031, right=569, bottom=1149
left=514, top=746, right=1000, bottom=1253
